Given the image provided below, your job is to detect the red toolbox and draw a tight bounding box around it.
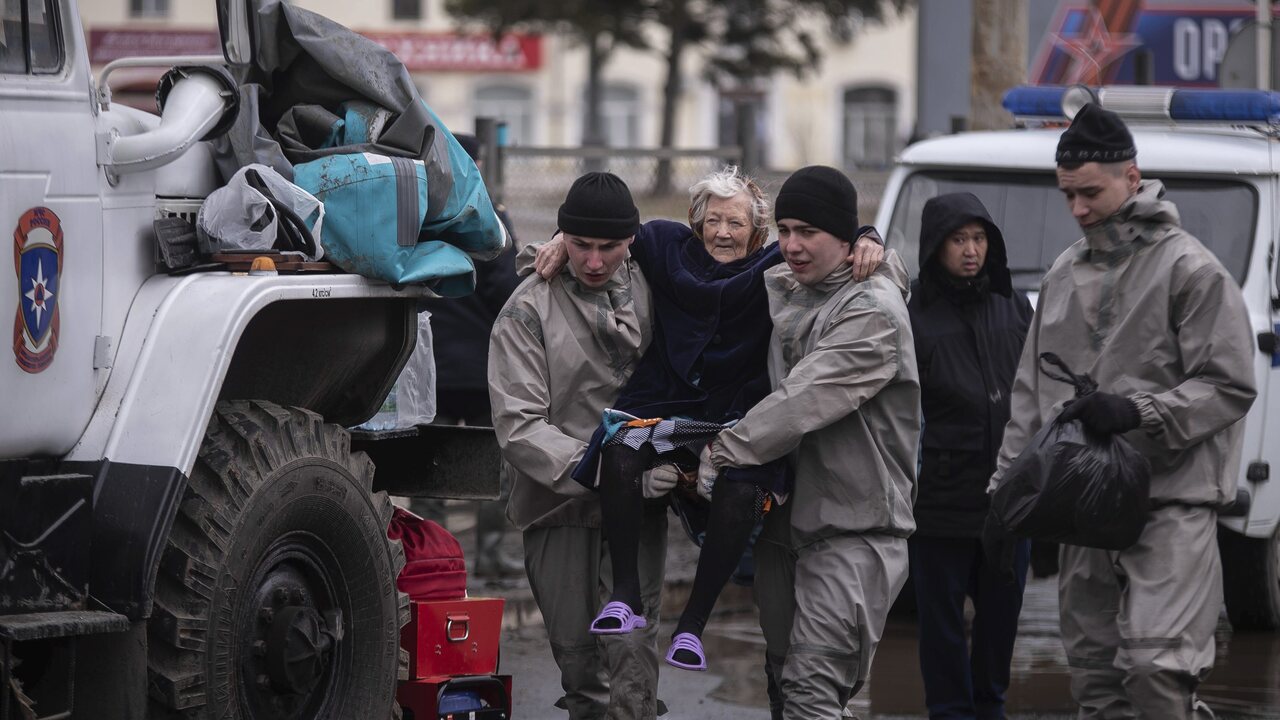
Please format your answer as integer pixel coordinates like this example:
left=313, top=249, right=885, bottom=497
left=402, top=597, right=505, bottom=679
left=397, top=674, right=512, bottom=719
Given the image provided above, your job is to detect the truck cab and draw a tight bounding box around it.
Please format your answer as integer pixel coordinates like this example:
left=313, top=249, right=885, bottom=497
left=1, top=1, right=506, bottom=718
left=875, top=85, right=1280, bottom=630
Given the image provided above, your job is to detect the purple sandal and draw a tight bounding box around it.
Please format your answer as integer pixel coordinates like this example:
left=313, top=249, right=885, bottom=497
left=665, top=632, right=707, bottom=671
left=589, top=601, right=647, bottom=635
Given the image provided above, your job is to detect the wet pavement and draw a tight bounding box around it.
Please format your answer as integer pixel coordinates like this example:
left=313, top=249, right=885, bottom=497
left=444, top=505, right=1280, bottom=719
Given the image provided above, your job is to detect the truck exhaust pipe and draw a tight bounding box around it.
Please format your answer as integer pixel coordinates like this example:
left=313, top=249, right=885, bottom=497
left=97, top=62, right=238, bottom=178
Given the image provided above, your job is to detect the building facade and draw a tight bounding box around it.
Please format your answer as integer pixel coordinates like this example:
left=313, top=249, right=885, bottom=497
left=78, top=0, right=917, bottom=171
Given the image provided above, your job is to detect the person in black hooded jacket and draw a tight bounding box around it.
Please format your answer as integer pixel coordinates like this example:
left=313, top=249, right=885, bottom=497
left=416, top=133, right=523, bottom=577
left=906, top=192, right=1033, bottom=720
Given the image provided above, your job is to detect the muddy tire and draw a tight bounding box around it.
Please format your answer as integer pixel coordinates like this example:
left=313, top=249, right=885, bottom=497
left=1218, top=524, right=1280, bottom=631
left=147, top=400, right=408, bottom=719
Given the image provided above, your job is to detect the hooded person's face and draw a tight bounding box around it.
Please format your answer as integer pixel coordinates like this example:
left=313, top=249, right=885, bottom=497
left=564, top=234, right=633, bottom=289
left=937, top=221, right=988, bottom=279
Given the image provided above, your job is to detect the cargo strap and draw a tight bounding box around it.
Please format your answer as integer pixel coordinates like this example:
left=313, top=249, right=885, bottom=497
left=390, top=156, right=420, bottom=247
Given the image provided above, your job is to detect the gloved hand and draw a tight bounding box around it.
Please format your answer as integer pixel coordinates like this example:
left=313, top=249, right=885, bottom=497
left=1057, top=391, right=1141, bottom=435
left=643, top=465, right=681, bottom=499
left=697, top=445, right=718, bottom=501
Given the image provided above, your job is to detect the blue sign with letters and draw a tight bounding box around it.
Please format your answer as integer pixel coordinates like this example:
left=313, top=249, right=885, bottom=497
left=1033, top=3, right=1261, bottom=88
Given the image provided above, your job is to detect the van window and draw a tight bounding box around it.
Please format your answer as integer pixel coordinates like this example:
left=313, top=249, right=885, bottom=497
left=885, top=171, right=1256, bottom=291
left=0, top=0, right=62, bottom=75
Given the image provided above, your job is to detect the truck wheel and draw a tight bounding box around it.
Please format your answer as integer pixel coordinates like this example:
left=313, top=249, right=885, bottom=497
left=1218, top=524, right=1280, bottom=631
left=147, top=400, right=408, bottom=719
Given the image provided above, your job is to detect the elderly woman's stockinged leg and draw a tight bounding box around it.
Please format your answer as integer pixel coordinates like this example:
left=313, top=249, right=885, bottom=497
left=592, top=443, right=657, bottom=632
left=668, top=478, right=761, bottom=668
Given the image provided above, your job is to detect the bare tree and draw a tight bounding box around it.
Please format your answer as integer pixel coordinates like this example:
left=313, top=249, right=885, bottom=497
left=969, top=0, right=1026, bottom=131
left=445, top=0, right=647, bottom=147
left=649, top=0, right=911, bottom=190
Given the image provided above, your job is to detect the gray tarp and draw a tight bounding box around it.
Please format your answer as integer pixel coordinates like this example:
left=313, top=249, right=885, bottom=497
left=211, top=0, right=456, bottom=222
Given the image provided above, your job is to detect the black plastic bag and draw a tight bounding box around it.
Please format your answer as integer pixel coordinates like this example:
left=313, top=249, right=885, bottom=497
left=986, top=353, right=1151, bottom=551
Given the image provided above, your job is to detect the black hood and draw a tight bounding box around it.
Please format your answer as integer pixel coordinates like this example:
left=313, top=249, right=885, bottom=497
left=917, top=192, right=1012, bottom=298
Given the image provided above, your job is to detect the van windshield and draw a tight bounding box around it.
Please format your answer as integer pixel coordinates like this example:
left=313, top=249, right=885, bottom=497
left=884, top=171, right=1256, bottom=291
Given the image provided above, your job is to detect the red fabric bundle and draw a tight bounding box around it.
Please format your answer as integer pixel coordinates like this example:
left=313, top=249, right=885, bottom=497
left=387, top=507, right=467, bottom=601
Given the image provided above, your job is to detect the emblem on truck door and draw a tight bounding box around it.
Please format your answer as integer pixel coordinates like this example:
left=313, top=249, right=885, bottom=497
left=13, top=207, right=63, bottom=373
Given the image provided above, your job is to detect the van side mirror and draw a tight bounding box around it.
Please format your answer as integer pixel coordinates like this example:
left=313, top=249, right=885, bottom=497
left=217, top=0, right=255, bottom=67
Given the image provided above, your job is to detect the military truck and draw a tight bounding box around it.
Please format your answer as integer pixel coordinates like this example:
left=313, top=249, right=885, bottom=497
left=0, top=0, right=503, bottom=717
left=875, top=84, right=1280, bottom=631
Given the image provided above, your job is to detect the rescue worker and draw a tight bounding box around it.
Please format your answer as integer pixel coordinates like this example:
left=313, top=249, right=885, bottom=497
left=488, top=172, right=669, bottom=720
left=991, top=103, right=1256, bottom=718
left=703, top=166, right=919, bottom=718
left=908, top=193, right=1033, bottom=719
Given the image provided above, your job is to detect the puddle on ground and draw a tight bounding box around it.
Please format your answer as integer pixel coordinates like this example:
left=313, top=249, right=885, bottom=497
left=469, top=519, right=1279, bottom=718
left=690, top=577, right=1280, bottom=718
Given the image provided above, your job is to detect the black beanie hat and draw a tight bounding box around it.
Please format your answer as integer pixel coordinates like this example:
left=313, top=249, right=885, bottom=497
left=774, top=165, right=858, bottom=242
left=1056, top=103, right=1136, bottom=165
left=558, top=172, right=640, bottom=240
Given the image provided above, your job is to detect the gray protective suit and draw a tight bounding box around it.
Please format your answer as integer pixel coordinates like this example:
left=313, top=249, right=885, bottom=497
left=489, top=260, right=668, bottom=720
left=991, top=180, right=1256, bottom=719
left=713, top=252, right=920, bottom=718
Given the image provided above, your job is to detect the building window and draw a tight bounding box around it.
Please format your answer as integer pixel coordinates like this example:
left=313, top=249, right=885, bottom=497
left=842, top=86, right=897, bottom=170
left=474, top=84, right=533, bottom=146
left=582, top=83, right=639, bottom=147
left=392, top=0, right=421, bottom=21
left=717, top=89, right=768, bottom=166
left=600, top=84, right=639, bottom=148
left=1, top=0, right=63, bottom=75
left=129, top=0, right=168, bottom=19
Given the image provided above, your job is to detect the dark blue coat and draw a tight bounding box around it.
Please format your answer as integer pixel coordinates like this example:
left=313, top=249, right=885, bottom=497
left=572, top=219, right=789, bottom=493
left=618, top=220, right=780, bottom=426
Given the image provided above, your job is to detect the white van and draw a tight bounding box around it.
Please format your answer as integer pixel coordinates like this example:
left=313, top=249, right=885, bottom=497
left=875, top=85, right=1280, bottom=631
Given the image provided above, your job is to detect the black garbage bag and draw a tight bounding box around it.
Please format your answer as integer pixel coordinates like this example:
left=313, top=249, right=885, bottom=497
left=986, top=353, right=1151, bottom=553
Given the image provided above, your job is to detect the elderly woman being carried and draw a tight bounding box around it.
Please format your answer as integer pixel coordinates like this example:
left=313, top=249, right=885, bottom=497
left=534, top=166, right=883, bottom=671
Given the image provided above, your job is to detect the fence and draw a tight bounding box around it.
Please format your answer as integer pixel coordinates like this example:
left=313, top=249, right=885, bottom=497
left=489, top=144, right=892, bottom=248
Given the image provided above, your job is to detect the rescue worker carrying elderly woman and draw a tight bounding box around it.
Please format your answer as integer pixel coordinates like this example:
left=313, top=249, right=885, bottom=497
left=705, top=165, right=919, bottom=717
left=528, top=165, right=884, bottom=673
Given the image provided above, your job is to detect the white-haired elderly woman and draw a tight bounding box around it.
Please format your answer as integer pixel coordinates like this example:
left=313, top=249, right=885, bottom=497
left=533, top=166, right=882, bottom=670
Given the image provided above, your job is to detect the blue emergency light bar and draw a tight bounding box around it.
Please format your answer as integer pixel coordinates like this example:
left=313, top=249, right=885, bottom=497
left=1003, top=85, right=1280, bottom=123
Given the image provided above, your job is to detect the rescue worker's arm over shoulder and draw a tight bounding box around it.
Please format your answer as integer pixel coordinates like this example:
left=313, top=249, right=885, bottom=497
left=989, top=282, right=1048, bottom=491
left=517, top=219, right=688, bottom=278
left=1131, top=261, right=1256, bottom=450
left=488, top=290, right=592, bottom=498
left=711, top=301, right=901, bottom=469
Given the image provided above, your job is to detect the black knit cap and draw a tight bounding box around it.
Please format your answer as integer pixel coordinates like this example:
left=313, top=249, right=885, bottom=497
left=557, top=172, right=640, bottom=240
left=774, top=165, right=858, bottom=242
left=1056, top=103, right=1136, bottom=165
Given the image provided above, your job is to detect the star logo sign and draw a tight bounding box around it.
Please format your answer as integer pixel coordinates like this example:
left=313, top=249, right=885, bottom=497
left=13, top=207, right=63, bottom=373
left=23, top=258, right=54, bottom=328
left=1053, top=7, right=1143, bottom=85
